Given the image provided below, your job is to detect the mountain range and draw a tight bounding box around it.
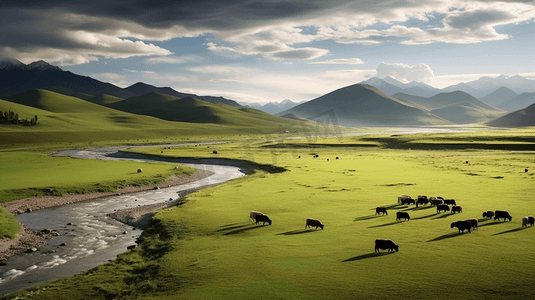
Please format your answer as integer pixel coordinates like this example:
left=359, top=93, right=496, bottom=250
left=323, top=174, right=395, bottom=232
left=246, top=99, right=303, bottom=115
left=1, top=59, right=533, bottom=128
left=0, top=59, right=241, bottom=107
left=361, top=75, right=535, bottom=107
left=277, top=84, right=452, bottom=127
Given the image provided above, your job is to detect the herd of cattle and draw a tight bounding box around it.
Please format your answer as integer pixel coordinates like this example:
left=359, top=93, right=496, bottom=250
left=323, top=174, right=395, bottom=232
left=247, top=193, right=533, bottom=254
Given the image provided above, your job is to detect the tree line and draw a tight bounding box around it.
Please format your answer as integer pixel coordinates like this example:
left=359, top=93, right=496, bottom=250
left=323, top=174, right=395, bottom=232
left=0, top=110, right=39, bottom=126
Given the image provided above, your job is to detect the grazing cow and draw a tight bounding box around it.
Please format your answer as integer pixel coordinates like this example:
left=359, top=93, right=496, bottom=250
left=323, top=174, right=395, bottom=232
left=482, top=211, right=495, bottom=219
left=430, top=199, right=444, bottom=206
left=375, top=207, right=388, bottom=216
left=305, top=219, right=324, bottom=230
left=522, top=216, right=534, bottom=227
left=255, top=214, right=272, bottom=225
left=464, top=219, right=479, bottom=231
left=375, top=239, right=399, bottom=253
left=416, top=196, right=429, bottom=207
left=398, top=195, right=412, bottom=204
left=396, top=211, right=410, bottom=221
left=451, top=221, right=472, bottom=233
left=437, top=204, right=450, bottom=213
left=401, top=198, right=416, bottom=205
left=494, top=210, right=512, bottom=222
left=444, top=199, right=457, bottom=206
left=249, top=211, right=264, bottom=222
left=451, top=206, right=462, bottom=214
left=137, top=168, right=143, bottom=173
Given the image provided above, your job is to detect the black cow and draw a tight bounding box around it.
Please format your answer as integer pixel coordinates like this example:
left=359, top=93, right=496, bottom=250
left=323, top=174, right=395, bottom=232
left=437, top=204, right=450, bottom=213
left=305, top=218, right=324, bottom=230
left=255, top=214, right=272, bottom=225
left=444, top=199, right=456, bottom=206
left=451, top=206, right=462, bottom=214
left=416, top=197, right=429, bottom=207
left=401, top=198, right=416, bottom=205
left=482, top=211, right=494, bottom=219
left=451, top=221, right=472, bottom=233
left=494, top=210, right=512, bottom=222
left=375, top=239, right=399, bottom=252
left=375, top=207, right=388, bottom=216
left=396, top=211, right=410, bottom=221
left=522, top=216, right=535, bottom=227
left=464, top=218, right=479, bottom=231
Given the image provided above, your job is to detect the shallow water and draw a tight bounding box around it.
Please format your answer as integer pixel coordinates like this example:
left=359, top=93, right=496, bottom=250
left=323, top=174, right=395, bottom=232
left=0, top=150, right=245, bottom=297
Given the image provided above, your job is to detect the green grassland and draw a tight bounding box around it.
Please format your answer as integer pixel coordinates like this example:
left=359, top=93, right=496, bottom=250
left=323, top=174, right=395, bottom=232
left=0, top=206, right=20, bottom=239
left=6, top=130, right=534, bottom=299
left=0, top=90, right=331, bottom=147
left=0, top=152, right=196, bottom=202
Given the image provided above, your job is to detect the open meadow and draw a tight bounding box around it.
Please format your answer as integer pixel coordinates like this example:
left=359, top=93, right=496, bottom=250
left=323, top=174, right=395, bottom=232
left=3, top=129, right=534, bottom=299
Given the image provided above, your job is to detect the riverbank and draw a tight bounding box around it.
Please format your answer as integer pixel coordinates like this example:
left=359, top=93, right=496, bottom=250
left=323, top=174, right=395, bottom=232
left=0, top=169, right=213, bottom=261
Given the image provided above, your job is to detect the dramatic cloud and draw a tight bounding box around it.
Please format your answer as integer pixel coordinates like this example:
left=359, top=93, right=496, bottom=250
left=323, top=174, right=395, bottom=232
left=309, top=58, right=364, bottom=65
left=1, top=1, right=534, bottom=65
left=375, top=62, right=434, bottom=83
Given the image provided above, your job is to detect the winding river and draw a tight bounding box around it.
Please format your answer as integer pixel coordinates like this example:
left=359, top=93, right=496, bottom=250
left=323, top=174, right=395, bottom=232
left=0, top=147, right=246, bottom=297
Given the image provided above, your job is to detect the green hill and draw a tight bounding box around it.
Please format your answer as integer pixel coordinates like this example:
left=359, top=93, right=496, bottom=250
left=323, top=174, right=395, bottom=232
left=393, top=91, right=505, bottom=124
left=278, top=84, right=450, bottom=127
left=0, top=89, right=320, bottom=145
left=109, top=92, right=310, bottom=127
left=486, top=103, right=535, bottom=127
left=430, top=102, right=506, bottom=124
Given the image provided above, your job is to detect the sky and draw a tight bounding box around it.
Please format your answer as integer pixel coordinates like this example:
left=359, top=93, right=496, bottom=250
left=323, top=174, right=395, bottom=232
left=1, top=0, right=535, bottom=104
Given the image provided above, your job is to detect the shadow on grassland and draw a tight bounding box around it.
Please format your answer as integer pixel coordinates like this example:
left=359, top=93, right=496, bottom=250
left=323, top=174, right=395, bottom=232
left=354, top=215, right=382, bottom=222
left=431, top=213, right=457, bottom=220
left=403, top=205, right=434, bottom=212
left=479, top=221, right=508, bottom=228
left=492, top=227, right=530, bottom=236
left=223, top=224, right=268, bottom=235
left=427, top=232, right=465, bottom=242
left=371, top=204, right=407, bottom=211
left=411, top=213, right=437, bottom=220
left=277, top=229, right=318, bottom=235
left=343, top=252, right=395, bottom=262
left=368, top=221, right=403, bottom=228
left=215, top=223, right=251, bottom=232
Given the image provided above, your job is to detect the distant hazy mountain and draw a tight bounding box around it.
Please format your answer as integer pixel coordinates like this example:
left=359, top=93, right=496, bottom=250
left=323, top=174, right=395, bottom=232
left=0, top=59, right=241, bottom=107
left=124, top=82, right=241, bottom=107
left=360, top=77, right=440, bottom=97
left=277, top=84, right=450, bottom=127
left=486, top=103, right=535, bottom=127
left=498, top=93, right=535, bottom=112
left=480, top=87, right=518, bottom=108
left=246, top=99, right=303, bottom=115
left=363, top=75, right=535, bottom=99
left=393, top=91, right=505, bottom=124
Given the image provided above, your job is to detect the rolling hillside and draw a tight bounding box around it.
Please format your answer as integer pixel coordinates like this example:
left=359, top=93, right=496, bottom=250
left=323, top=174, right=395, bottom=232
left=278, top=84, right=451, bottom=127
left=498, top=92, right=535, bottom=111
left=486, top=103, right=535, bottom=127
left=124, top=82, right=242, bottom=107
left=109, top=92, right=310, bottom=126
left=393, top=91, right=505, bottom=124
left=0, top=89, right=317, bottom=145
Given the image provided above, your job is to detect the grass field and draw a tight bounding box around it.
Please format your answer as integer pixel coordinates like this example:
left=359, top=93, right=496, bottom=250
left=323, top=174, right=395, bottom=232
left=0, top=152, right=196, bottom=202
left=5, top=130, right=534, bottom=299
left=0, top=206, right=19, bottom=239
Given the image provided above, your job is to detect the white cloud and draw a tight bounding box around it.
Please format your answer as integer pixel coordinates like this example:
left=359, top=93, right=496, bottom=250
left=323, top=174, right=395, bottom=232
left=376, top=62, right=434, bottom=83
left=309, top=58, right=364, bottom=65
left=145, top=56, right=200, bottom=64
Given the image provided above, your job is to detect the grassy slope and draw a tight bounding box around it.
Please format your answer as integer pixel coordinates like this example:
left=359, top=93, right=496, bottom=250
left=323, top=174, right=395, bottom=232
left=0, top=152, right=196, bottom=202
left=279, top=84, right=451, bottom=127
left=7, top=130, right=534, bottom=300
left=0, top=206, right=20, bottom=239
left=0, top=90, right=322, bottom=146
